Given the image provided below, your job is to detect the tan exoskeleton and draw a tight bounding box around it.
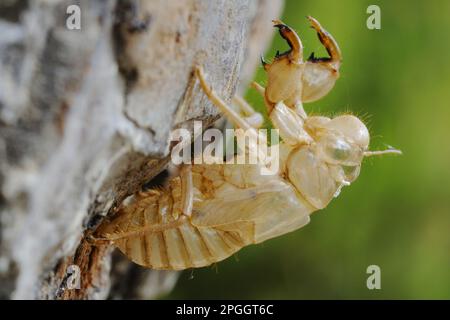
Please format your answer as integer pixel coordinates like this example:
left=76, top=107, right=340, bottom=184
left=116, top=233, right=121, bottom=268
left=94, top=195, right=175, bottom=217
left=257, top=16, right=342, bottom=118
left=95, top=17, right=400, bottom=270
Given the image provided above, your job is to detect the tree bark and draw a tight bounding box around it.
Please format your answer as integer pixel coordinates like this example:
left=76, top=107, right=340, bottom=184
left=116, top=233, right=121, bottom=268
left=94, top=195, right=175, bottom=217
left=0, top=0, right=283, bottom=299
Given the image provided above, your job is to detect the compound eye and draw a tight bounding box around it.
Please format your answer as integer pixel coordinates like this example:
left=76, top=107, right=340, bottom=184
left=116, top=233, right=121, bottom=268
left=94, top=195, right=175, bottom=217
left=327, top=138, right=352, bottom=161
left=319, top=135, right=350, bottom=163
left=319, top=135, right=363, bottom=166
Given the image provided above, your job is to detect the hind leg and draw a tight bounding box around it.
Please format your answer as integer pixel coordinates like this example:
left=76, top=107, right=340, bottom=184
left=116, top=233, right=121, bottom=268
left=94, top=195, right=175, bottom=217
left=232, top=95, right=264, bottom=129
left=195, top=66, right=257, bottom=132
left=195, top=66, right=269, bottom=164
left=180, top=164, right=193, bottom=217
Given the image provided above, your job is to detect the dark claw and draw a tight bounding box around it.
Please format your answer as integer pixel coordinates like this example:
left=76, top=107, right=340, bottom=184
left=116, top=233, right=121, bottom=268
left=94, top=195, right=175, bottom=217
left=306, top=16, right=342, bottom=67
left=273, top=23, right=288, bottom=30
left=274, top=26, right=294, bottom=51
left=271, top=19, right=303, bottom=62
left=260, top=55, right=269, bottom=70
left=260, top=55, right=267, bottom=65
left=307, top=51, right=331, bottom=63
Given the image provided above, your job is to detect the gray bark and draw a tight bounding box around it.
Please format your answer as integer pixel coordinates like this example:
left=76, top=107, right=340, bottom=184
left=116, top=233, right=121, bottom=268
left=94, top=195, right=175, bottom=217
left=0, top=0, right=283, bottom=299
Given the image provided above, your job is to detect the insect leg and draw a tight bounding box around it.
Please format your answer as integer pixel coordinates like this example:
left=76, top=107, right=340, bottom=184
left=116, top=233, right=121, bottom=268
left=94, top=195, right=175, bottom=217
left=195, top=66, right=268, bottom=163
left=180, top=164, right=194, bottom=217
left=250, top=82, right=277, bottom=115
left=195, top=66, right=254, bottom=132
left=294, top=102, right=307, bottom=119
left=251, top=82, right=265, bottom=97
left=251, top=83, right=306, bottom=119
left=307, top=16, right=341, bottom=70
left=272, top=19, right=303, bottom=63
left=232, top=95, right=264, bottom=129
left=270, top=101, right=312, bottom=147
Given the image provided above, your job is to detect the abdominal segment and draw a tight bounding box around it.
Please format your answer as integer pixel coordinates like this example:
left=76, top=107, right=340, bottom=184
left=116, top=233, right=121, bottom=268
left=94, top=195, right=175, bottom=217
left=96, top=176, right=253, bottom=270
left=114, top=221, right=251, bottom=270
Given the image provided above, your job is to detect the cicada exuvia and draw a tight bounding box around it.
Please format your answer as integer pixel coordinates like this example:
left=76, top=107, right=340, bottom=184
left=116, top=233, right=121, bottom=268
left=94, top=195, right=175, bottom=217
left=94, top=17, right=400, bottom=270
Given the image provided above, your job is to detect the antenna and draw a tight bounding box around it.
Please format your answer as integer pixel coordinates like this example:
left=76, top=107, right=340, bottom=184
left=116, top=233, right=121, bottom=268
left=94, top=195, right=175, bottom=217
left=364, top=148, right=402, bottom=157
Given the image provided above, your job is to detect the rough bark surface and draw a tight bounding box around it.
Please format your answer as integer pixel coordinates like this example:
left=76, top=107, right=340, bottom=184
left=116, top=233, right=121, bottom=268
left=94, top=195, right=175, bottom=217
left=0, top=0, right=283, bottom=299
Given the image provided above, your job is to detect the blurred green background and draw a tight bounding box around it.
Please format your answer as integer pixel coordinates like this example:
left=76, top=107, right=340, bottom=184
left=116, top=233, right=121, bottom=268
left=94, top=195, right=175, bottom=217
left=167, top=0, right=450, bottom=299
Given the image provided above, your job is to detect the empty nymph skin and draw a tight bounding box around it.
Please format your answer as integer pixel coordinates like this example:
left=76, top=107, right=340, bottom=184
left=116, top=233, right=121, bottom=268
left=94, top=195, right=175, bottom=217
left=95, top=18, right=398, bottom=270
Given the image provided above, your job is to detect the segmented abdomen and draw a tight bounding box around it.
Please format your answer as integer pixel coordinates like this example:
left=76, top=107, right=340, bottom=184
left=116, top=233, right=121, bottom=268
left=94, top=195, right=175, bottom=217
left=96, top=177, right=251, bottom=270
